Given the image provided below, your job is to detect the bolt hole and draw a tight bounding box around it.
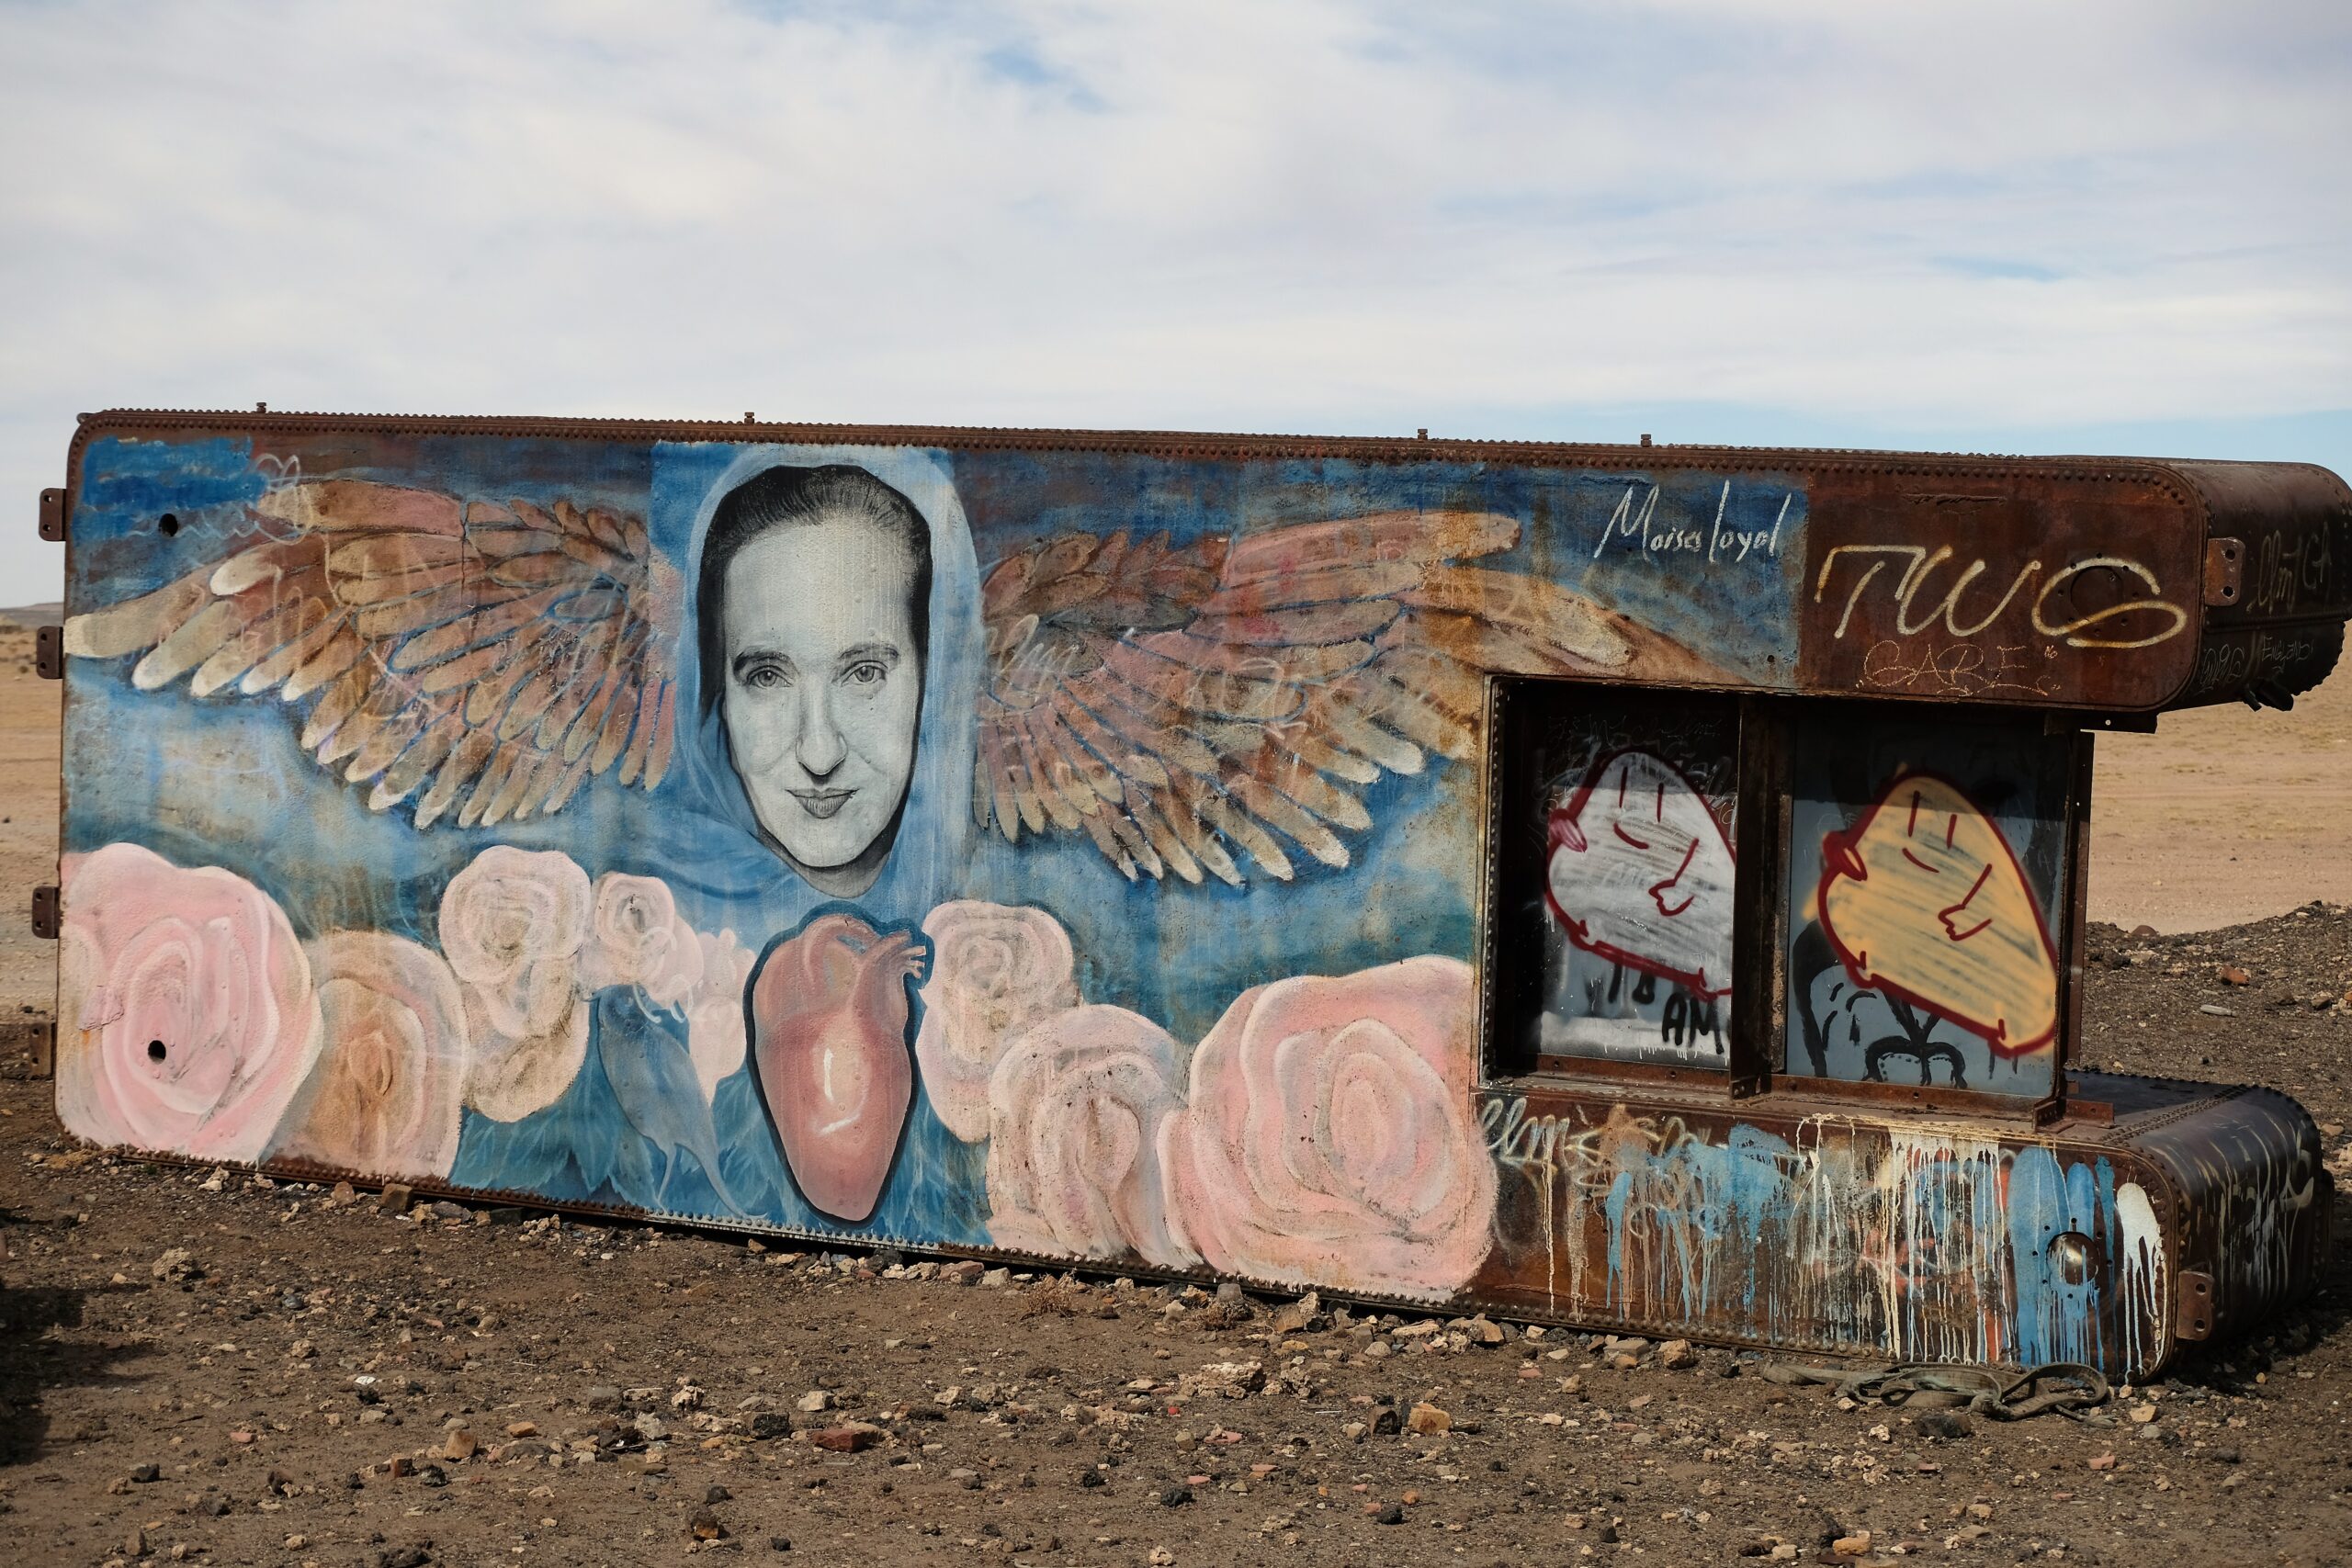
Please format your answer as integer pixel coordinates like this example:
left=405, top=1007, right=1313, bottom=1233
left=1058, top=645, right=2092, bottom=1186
left=147, top=1039, right=167, bottom=1062
left=158, top=513, right=180, bottom=536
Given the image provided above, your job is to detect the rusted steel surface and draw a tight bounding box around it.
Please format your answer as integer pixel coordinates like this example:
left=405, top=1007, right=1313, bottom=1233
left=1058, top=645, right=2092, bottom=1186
left=40, top=410, right=2351, bottom=1384
left=1469, top=1070, right=2327, bottom=1381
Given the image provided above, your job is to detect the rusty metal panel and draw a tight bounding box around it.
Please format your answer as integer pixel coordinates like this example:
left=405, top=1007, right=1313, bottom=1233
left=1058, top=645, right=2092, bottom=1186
left=44, top=410, right=2346, bottom=1384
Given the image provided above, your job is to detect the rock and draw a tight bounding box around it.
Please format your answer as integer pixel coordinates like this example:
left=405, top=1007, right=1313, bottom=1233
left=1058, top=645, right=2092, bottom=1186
left=583, top=1386, right=624, bottom=1411
left=417, top=1463, right=447, bottom=1488
left=872, top=1247, right=906, bottom=1270
left=1080, top=1469, right=1104, bottom=1488
left=1917, top=1411, right=1973, bottom=1440
left=1832, top=1530, right=1872, bottom=1556
left=1363, top=1341, right=1392, bottom=1360
left=2129, top=1404, right=2158, bottom=1423
left=1371, top=1406, right=1402, bottom=1436
left=768, top=1537, right=792, bottom=1552
left=689, top=1506, right=728, bottom=1541
left=2199, top=1004, right=2236, bottom=1017
left=2215, top=1445, right=2241, bottom=1464
left=630, top=1413, right=668, bottom=1442
left=124, top=1527, right=150, bottom=1558
left=438, top=1430, right=477, bottom=1461
left=129, top=1463, right=159, bottom=1483
left=504, top=1421, right=537, bottom=1438
left=1342, top=1420, right=1368, bottom=1442
left=1180, top=1360, right=1265, bottom=1399
left=749, top=1412, right=794, bottom=1440
left=1465, top=1316, right=1507, bottom=1347
left=374, top=1549, right=432, bottom=1568
left=981, top=1267, right=1012, bottom=1288
left=796, top=1389, right=836, bottom=1414
left=429, top=1200, right=469, bottom=1222
left=330, top=1180, right=357, bottom=1205
left=1375, top=1503, right=1405, bottom=1525
left=1657, top=1339, right=1697, bottom=1369
left=1269, top=1292, right=1322, bottom=1335
left=2218, top=965, right=2252, bottom=986
left=807, top=1423, right=886, bottom=1452
left=1405, top=1402, right=1453, bottom=1435
left=1160, top=1484, right=1193, bottom=1506
left=2087, top=1452, right=2116, bottom=1472
left=378, top=1183, right=414, bottom=1215
left=1391, top=1320, right=1442, bottom=1339
left=150, top=1247, right=200, bottom=1282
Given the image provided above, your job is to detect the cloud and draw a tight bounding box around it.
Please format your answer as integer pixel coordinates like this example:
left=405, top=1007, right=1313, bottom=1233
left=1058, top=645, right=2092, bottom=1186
left=2, top=0, right=2346, bottom=597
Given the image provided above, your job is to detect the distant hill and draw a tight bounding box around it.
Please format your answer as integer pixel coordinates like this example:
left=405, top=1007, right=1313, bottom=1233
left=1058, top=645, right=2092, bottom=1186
left=0, top=603, right=61, bottom=627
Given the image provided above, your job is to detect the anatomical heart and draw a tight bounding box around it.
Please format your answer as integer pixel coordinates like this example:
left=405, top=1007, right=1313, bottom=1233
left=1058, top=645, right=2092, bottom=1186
left=750, top=913, right=927, bottom=1223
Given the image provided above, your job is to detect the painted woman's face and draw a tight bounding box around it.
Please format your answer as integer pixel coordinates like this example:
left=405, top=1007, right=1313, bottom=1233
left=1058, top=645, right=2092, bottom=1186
left=720, top=516, right=923, bottom=886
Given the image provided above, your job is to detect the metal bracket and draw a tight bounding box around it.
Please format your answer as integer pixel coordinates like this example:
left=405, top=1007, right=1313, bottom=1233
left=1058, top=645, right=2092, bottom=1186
left=2203, top=537, right=2244, bottom=607
left=30, top=885, right=60, bottom=941
left=2175, top=1269, right=2214, bottom=1340
left=39, top=488, right=65, bottom=543
left=35, top=625, right=62, bottom=680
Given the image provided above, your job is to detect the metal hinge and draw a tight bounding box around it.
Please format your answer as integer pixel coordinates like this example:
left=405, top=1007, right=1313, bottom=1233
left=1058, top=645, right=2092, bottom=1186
left=2175, top=1269, right=2214, bottom=1340
left=35, top=625, right=62, bottom=680
left=30, top=885, right=61, bottom=941
left=2202, top=538, right=2244, bottom=607
left=39, top=488, right=66, bottom=543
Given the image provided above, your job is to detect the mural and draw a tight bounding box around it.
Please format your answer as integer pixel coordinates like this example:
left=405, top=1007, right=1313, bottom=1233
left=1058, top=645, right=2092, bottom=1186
left=1784, top=716, right=2071, bottom=1097
left=1477, top=1097, right=2168, bottom=1371
left=1490, top=690, right=1740, bottom=1069
left=61, top=436, right=1813, bottom=1296
left=48, top=425, right=2342, bottom=1377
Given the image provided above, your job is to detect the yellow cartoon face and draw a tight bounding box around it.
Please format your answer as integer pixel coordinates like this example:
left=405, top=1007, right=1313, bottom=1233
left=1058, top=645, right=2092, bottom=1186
left=1816, top=773, right=2059, bottom=1053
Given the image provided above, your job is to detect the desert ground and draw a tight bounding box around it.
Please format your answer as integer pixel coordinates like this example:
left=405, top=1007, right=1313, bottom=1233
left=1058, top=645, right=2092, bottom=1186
left=2, top=628, right=2348, bottom=1568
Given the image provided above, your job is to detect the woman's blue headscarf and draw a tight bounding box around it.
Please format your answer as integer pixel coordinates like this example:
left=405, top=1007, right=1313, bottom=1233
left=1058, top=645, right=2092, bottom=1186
left=452, top=443, right=990, bottom=1247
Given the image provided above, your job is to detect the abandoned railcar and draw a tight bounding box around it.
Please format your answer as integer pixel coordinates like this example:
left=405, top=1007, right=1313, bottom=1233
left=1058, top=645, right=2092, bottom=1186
left=39, top=411, right=2351, bottom=1380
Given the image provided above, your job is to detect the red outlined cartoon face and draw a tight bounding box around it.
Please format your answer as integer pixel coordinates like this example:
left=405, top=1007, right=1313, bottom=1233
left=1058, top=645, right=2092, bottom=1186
left=1816, top=772, right=2060, bottom=1055
left=1544, top=749, right=1736, bottom=999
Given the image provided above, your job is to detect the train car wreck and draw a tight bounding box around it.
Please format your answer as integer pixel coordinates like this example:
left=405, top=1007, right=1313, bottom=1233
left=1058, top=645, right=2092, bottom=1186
left=38, top=411, right=2349, bottom=1382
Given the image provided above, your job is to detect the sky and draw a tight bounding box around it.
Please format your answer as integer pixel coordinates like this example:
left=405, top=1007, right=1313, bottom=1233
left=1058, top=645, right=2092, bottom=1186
left=2, top=0, right=2346, bottom=602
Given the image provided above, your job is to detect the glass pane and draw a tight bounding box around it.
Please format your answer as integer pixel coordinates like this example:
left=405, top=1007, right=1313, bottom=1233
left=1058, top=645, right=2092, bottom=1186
left=1489, top=684, right=1739, bottom=1073
left=1783, top=713, right=2073, bottom=1098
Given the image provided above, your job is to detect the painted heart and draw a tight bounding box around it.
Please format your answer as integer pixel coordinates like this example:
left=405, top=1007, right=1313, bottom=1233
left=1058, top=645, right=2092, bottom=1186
left=750, top=912, right=926, bottom=1223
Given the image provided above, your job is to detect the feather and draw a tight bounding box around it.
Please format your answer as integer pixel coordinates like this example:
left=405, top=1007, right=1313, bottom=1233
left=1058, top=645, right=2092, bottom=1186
left=1184, top=600, right=1401, bottom=649
left=63, top=567, right=214, bottom=660
left=1221, top=769, right=1351, bottom=869
left=417, top=727, right=500, bottom=828
left=1125, top=794, right=1202, bottom=884
left=323, top=533, right=467, bottom=583
left=1031, top=705, right=1125, bottom=804
left=617, top=679, right=662, bottom=786
left=190, top=594, right=327, bottom=699
left=1195, top=561, right=1428, bottom=617
left=364, top=579, right=544, bottom=648
left=340, top=701, right=428, bottom=781
left=1052, top=694, right=1170, bottom=790
left=457, top=741, right=524, bottom=829
left=975, top=714, right=1025, bottom=841
left=209, top=536, right=325, bottom=597
left=368, top=711, right=463, bottom=807
left=1222, top=510, right=1517, bottom=581
left=1131, top=627, right=1377, bottom=683
left=300, top=664, right=372, bottom=754
left=132, top=595, right=249, bottom=691
left=281, top=629, right=366, bottom=704
left=1263, top=717, right=1383, bottom=786
left=539, top=750, right=597, bottom=816
left=1173, top=774, right=1293, bottom=882
left=642, top=682, right=675, bottom=789
left=1140, top=785, right=1239, bottom=886
left=1099, top=804, right=1164, bottom=880
left=1095, top=639, right=1317, bottom=728
left=1014, top=709, right=1095, bottom=828
left=1306, top=690, right=1427, bottom=776
left=1080, top=810, right=1139, bottom=881
left=589, top=674, right=640, bottom=774
left=255, top=479, right=463, bottom=536
left=242, top=616, right=346, bottom=697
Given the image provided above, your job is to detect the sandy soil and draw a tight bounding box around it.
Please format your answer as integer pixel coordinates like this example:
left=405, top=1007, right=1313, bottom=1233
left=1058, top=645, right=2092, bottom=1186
left=2090, top=660, right=2352, bottom=933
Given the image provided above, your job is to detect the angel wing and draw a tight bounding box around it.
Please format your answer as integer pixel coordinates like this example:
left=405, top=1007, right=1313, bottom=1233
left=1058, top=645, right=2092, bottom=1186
left=976, top=510, right=1727, bottom=886
left=65, top=479, right=680, bottom=829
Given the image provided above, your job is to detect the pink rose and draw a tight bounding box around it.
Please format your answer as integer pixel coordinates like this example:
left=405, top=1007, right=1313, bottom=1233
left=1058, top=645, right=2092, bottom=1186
left=1162, top=956, right=1496, bottom=1301
left=56, top=841, right=322, bottom=1163
left=579, top=872, right=705, bottom=1008
left=985, top=1006, right=1200, bottom=1269
left=271, top=931, right=468, bottom=1179
left=684, top=927, right=756, bottom=1101
left=915, top=901, right=1080, bottom=1141
left=436, top=846, right=591, bottom=1121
